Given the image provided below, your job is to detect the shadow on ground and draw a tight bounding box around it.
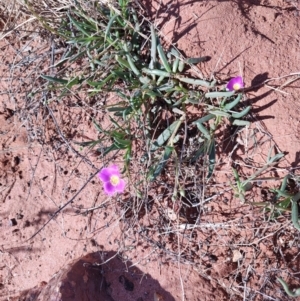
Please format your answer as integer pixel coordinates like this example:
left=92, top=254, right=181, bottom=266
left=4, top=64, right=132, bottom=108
left=17, top=251, right=175, bottom=301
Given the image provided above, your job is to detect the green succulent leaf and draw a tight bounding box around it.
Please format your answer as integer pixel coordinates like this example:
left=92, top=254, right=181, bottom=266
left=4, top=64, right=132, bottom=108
left=195, top=123, right=210, bottom=140
left=157, top=41, right=172, bottom=72
left=41, top=74, right=69, bottom=84
left=205, top=91, right=235, bottom=98
left=105, top=14, right=118, bottom=40
left=291, top=192, right=300, bottom=231
left=232, top=119, right=251, bottom=126
left=178, top=60, right=185, bottom=72
left=231, top=106, right=251, bottom=119
left=277, top=278, right=300, bottom=297
left=177, top=77, right=212, bottom=87
left=150, top=120, right=181, bottom=152
left=209, top=110, right=231, bottom=118
left=67, top=13, right=90, bottom=36
left=149, top=25, right=157, bottom=69
left=186, top=56, right=210, bottom=64
left=207, top=138, right=216, bottom=179
left=224, top=94, right=242, bottom=110
left=268, top=153, right=285, bottom=164
left=142, top=68, right=170, bottom=77
left=193, top=114, right=215, bottom=124
left=171, top=48, right=180, bottom=73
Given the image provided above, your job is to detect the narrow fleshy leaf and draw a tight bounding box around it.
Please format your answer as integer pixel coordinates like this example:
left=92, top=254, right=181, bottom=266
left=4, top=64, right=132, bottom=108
left=209, top=110, right=231, bottom=118
left=67, top=13, right=90, bottom=36
left=205, top=91, right=235, bottom=98
left=149, top=25, right=157, bottom=69
left=93, top=120, right=104, bottom=133
left=105, top=14, right=118, bottom=40
left=139, top=76, right=151, bottom=84
left=41, top=74, right=68, bottom=84
left=102, top=144, right=119, bottom=156
left=195, top=123, right=210, bottom=140
left=177, top=77, right=211, bottom=87
left=280, top=175, right=289, bottom=192
left=142, top=68, right=170, bottom=77
left=157, top=42, right=172, bottom=72
left=292, top=192, right=300, bottom=231
left=178, top=60, right=185, bottom=72
left=150, top=120, right=181, bottom=152
left=207, top=139, right=215, bottom=179
left=157, top=83, right=175, bottom=91
left=232, top=119, right=251, bottom=126
left=277, top=278, right=300, bottom=297
left=193, top=114, right=215, bottom=125
left=114, top=136, right=131, bottom=148
left=231, top=106, right=251, bottom=118
left=66, top=76, right=80, bottom=88
left=170, top=48, right=180, bottom=73
left=268, top=153, right=285, bottom=164
left=276, top=198, right=291, bottom=211
left=116, top=55, right=131, bottom=69
left=123, top=42, right=140, bottom=76
left=186, top=56, right=210, bottom=64
left=224, top=94, right=242, bottom=110
left=273, top=189, right=293, bottom=198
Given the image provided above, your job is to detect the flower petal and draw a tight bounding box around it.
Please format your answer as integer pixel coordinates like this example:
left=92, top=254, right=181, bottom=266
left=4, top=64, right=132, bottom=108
left=98, top=168, right=112, bottom=182
left=226, top=76, right=244, bottom=91
left=109, top=165, right=121, bottom=177
left=99, top=165, right=124, bottom=195
left=115, top=179, right=126, bottom=193
left=103, top=181, right=116, bottom=195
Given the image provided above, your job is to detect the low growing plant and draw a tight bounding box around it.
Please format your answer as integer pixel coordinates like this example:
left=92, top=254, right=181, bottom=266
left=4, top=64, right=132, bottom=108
left=36, top=0, right=251, bottom=191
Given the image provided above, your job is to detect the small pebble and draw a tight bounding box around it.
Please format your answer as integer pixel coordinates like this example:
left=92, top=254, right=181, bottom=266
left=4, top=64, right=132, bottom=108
left=9, top=218, right=17, bottom=226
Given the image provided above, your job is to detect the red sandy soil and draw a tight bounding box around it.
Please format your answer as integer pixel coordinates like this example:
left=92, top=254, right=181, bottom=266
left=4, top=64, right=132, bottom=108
left=0, top=1, right=300, bottom=300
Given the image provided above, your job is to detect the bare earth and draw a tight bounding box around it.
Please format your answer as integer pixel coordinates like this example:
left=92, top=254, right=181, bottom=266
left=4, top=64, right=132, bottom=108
left=0, top=1, right=300, bottom=301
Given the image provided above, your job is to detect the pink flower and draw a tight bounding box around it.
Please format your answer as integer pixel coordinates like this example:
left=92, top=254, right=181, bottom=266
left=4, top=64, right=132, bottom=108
left=98, top=165, right=126, bottom=195
left=226, top=76, right=244, bottom=91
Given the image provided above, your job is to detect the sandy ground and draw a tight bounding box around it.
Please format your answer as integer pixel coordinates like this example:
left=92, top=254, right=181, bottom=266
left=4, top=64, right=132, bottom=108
left=0, top=0, right=300, bottom=300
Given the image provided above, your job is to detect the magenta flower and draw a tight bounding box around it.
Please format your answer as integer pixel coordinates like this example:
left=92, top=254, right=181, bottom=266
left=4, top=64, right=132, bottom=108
left=98, top=165, right=126, bottom=195
left=226, top=76, right=244, bottom=91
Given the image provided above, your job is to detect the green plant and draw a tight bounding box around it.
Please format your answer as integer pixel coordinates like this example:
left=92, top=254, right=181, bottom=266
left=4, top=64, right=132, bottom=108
left=36, top=0, right=252, bottom=192
left=278, top=278, right=300, bottom=298
left=231, top=147, right=284, bottom=203
left=232, top=161, right=300, bottom=233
